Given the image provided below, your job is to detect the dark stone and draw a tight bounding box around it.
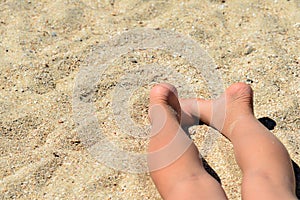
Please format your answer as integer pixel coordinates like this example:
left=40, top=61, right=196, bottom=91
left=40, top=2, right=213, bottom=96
left=258, top=117, right=277, bottom=130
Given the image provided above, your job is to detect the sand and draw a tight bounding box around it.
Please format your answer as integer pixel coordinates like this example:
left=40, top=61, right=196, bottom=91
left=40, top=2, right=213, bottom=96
left=0, top=0, right=299, bottom=199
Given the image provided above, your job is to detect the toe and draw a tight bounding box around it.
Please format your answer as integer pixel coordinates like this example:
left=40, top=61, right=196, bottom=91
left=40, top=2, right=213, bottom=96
left=149, top=83, right=181, bottom=119
left=226, top=82, right=253, bottom=101
left=149, top=83, right=178, bottom=105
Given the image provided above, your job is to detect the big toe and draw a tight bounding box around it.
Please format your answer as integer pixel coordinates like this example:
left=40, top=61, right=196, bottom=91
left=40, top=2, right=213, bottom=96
left=226, top=82, right=253, bottom=103
left=149, top=83, right=178, bottom=104
left=148, top=83, right=181, bottom=123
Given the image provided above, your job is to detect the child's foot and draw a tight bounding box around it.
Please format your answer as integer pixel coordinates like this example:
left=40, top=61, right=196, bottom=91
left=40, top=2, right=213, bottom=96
left=148, top=83, right=183, bottom=146
left=147, top=83, right=229, bottom=199
left=147, top=83, right=197, bottom=172
left=180, top=82, right=254, bottom=138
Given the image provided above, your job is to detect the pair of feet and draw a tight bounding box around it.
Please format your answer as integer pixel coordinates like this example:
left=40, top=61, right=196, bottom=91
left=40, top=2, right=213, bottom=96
left=149, top=82, right=254, bottom=140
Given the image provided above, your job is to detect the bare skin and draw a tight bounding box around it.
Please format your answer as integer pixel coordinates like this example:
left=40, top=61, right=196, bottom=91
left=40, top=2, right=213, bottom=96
left=147, top=82, right=296, bottom=200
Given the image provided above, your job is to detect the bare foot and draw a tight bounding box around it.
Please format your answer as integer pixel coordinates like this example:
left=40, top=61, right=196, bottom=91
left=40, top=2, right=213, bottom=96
left=148, top=84, right=228, bottom=200
left=180, top=82, right=254, bottom=138
left=148, top=83, right=184, bottom=148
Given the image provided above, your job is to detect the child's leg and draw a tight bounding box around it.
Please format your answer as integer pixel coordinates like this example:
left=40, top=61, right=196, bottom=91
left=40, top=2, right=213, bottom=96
left=182, top=82, right=297, bottom=200
left=148, top=83, right=228, bottom=200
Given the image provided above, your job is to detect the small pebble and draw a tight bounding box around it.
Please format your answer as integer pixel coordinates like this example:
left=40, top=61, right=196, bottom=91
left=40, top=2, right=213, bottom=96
left=244, top=45, right=255, bottom=55
left=129, top=58, right=138, bottom=63
left=246, top=79, right=254, bottom=84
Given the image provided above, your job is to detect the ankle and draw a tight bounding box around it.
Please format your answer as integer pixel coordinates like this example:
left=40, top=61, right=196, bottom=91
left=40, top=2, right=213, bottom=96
left=225, top=114, right=257, bottom=140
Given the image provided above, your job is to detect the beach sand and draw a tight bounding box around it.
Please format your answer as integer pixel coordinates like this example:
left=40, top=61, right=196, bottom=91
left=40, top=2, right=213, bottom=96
left=0, top=0, right=299, bottom=199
